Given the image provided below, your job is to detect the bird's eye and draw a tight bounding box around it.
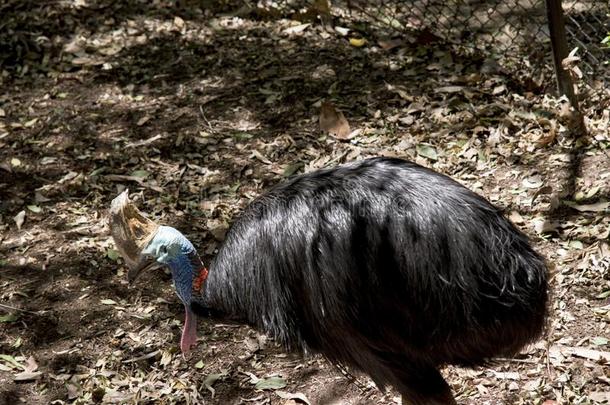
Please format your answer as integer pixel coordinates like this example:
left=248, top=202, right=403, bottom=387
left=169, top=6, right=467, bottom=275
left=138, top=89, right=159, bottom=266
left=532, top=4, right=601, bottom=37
left=159, top=245, right=168, bottom=254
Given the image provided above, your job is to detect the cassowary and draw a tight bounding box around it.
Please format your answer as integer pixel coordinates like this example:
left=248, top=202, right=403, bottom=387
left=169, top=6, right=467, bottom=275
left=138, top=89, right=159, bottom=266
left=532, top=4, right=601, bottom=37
left=109, top=157, right=548, bottom=405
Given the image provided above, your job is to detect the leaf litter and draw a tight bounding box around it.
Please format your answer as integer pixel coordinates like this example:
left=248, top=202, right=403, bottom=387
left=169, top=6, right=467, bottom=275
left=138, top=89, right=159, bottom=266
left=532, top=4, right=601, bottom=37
left=0, top=0, right=609, bottom=404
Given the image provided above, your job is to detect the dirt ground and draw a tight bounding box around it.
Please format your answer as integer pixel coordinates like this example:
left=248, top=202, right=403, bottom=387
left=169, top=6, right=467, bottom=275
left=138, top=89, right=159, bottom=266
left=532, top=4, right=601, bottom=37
left=1, top=1, right=610, bottom=404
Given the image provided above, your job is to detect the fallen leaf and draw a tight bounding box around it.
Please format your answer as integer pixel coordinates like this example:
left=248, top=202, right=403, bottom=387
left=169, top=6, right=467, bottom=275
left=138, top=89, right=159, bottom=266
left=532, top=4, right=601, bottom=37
left=597, top=290, right=610, bottom=300
left=283, top=23, right=311, bottom=34
left=14, top=210, right=25, bottom=230
left=559, top=346, right=610, bottom=362
left=533, top=218, right=559, bottom=234
left=204, top=369, right=228, bottom=397
left=334, top=26, right=349, bottom=36
left=434, top=86, right=464, bottom=93
left=416, top=144, right=438, bottom=161
left=66, top=380, right=82, bottom=399
left=100, top=299, right=118, bottom=305
left=522, top=176, right=543, bottom=189
left=378, top=38, right=404, bottom=51
left=27, top=205, right=42, bottom=213
left=12, top=338, right=22, bottom=349
left=508, top=211, right=524, bottom=224
left=492, top=85, right=507, bottom=95
left=283, top=163, right=304, bottom=177
left=14, top=371, right=42, bottom=381
left=11, top=158, right=21, bottom=167
left=24, top=356, right=38, bottom=373
left=195, top=360, right=204, bottom=369
left=276, top=391, right=311, bottom=405
left=589, top=392, right=610, bottom=402
left=24, top=118, right=38, bottom=128
left=255, top=376, right=287, bottom=390
left=591, top=336, right=609, bottom=346
left=319, top=101, right=351, bottom=140
left=531, top=185, right=553, bottom=205
left=106, top=249, right=120, bottom=261
left=492, top=371, right=520, bottom=380
left=130, top=170, right=150, bottom=179
left=565, top=201, right=610, bottom=212
left=537, top=120, right=557, bottom=146
left=174, top=16, right=185, bottom=29
left=0, top=313, right=20, bottom=323
left=204, top=371, right=227, bottom=387
left=71, top=56, right=104, bottom=66
left=160, top=351, right=172, bottom=367
left=349, top=38, right=367, bottom=47
left=586, top=186, right=600, bottom=199
left=136, top=116, right=150, bottom=126
left=251, top=150, right=272, bottom=164
left=0, top=355, right=25, bottom=370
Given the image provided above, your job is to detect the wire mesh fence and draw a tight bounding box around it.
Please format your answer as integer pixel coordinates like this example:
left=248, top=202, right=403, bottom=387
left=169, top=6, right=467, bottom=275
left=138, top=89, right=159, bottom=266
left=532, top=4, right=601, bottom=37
left=561, top=0, right=609, bottom=76
left=263, top=0, right=607, bottom=100
left=341, top=0, right=608, bottom=84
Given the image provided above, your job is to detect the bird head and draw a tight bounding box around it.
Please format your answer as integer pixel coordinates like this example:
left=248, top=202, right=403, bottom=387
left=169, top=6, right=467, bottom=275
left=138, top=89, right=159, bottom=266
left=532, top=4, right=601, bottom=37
left=109, top=191, right=204, bottom=354
left=131, top=226, right=198, bottom=302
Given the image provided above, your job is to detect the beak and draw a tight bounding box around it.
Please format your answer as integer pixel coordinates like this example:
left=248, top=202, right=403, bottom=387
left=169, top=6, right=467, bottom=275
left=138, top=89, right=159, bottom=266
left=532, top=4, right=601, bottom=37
left=128, top=255, right=158, bottom=284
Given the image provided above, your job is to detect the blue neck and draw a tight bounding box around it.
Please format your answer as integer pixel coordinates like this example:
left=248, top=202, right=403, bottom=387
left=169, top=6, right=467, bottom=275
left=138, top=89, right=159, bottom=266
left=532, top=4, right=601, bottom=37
left=167, top=254, right=196, bottom=305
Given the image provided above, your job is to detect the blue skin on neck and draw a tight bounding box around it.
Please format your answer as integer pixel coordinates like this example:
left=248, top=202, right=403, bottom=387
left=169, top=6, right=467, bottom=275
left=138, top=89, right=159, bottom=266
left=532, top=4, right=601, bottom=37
left=167, top=252, right=195, bottom=305
left=143, top=226, right=200, bottom=307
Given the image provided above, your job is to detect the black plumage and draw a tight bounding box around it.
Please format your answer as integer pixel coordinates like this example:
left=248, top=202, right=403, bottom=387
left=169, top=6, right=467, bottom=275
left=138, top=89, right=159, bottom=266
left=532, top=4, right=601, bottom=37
left=192, top=157, right=548, bottom=404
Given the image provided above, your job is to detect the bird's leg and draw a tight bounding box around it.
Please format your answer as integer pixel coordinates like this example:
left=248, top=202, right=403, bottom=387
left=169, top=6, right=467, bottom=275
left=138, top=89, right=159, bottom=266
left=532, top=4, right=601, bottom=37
left=398, top=367, right=457, bottom=405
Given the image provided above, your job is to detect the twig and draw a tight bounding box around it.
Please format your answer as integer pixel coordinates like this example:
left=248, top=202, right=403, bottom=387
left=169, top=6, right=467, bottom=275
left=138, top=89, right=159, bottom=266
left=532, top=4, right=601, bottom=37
left=122, top=350, right=160, bottom=363
left=125, top=134, right=163, bottom=148
left=495, top=357, right=538, bottom=364
left=0, top=302, right=45, bottom=315
left=199, top=105, right=215, bottom=133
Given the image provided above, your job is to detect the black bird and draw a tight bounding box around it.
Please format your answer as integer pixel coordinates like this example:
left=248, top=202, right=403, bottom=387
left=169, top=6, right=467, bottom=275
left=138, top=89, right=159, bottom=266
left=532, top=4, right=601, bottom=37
left=110, top=157, right=548, bottom=404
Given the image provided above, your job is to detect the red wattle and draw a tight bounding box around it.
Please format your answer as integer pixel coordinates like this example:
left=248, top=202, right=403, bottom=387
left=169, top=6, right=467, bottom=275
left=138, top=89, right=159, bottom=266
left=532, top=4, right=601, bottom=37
left=180, top=306, right=198, bottom=354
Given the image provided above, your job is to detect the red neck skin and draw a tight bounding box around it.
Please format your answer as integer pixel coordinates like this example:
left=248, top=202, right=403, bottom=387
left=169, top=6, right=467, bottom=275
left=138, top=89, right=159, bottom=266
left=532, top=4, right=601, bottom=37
left=182, top=253, right=208, bottom=355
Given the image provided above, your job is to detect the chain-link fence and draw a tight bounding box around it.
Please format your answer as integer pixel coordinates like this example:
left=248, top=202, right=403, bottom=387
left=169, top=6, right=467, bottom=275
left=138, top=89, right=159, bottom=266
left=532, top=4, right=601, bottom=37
left=561, top=0, right=608, bottom=76
left=342, top=0, right=608, bottom=84
left=266, top=0, right=610, bottom=98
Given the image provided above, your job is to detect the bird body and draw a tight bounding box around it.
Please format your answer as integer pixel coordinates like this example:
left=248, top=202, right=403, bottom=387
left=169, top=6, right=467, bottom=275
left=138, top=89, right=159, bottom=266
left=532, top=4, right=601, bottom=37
left=112, top=157, right=548, bottom=404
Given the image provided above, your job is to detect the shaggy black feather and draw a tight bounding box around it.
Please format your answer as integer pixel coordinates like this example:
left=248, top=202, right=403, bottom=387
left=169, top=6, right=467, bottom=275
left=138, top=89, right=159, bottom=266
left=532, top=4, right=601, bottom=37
left=192, top=157, right=548, bottom=404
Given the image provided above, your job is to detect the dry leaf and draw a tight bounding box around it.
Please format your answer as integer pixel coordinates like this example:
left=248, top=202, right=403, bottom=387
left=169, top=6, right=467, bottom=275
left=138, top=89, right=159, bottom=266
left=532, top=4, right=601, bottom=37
left=24, top=356, right=38, bottom=373
left=434, top=86, right=464, bottom=94
left=559, top=346, right=610, bottom=362
left=537, top=120, right=557, bottom=147
left=14, top=371, right=42, bottom=381
left=251, top=150, right=272, bottom=164
left=349, top=38, right=367, bottom=47
left=416, top=144, right=438, bottom=161
left=531, top=185, right=553, bottom=205
left=522, top=176, right=543, bottom=189
left=137, top=116, right=150, bottom=126
left=14, top=210, right=25, bottom=230
left=276, top=391, right=311, bottom=405
left=378, top=38, right=404, bottom=51
left=319, top=101, right=351, bottom=140
left=334, top=26, right=349, bottom=36
left=565, top=201, right=610, bottom=212
left=508, top=211, right=524, bottom=224
left=589, top=392, right=610, bottom=402
left=174, top=16, right=185, bottom=29
left=283, top=23, right=311, bottom=35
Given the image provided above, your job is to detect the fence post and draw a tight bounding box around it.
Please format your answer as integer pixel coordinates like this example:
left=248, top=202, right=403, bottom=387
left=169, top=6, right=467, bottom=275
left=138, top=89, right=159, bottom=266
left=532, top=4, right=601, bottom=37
left=545, top=0, right=579, bottom=109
